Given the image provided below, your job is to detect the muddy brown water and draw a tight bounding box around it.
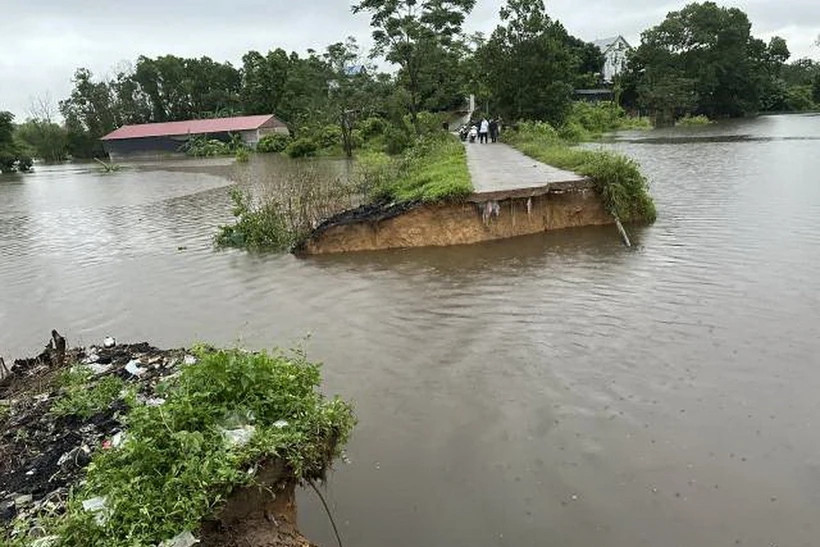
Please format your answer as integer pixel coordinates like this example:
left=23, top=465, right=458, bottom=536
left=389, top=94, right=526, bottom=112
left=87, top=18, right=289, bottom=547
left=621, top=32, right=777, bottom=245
left=2, top=114, right=820, bottom=546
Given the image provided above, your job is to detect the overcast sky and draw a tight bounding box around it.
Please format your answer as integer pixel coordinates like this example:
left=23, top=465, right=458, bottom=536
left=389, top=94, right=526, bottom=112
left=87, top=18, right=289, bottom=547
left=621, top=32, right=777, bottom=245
left=1, top=0, right=818, bottom=119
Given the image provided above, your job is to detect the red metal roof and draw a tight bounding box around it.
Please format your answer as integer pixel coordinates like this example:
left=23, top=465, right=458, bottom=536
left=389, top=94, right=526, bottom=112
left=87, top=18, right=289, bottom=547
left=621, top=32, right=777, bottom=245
left=101, top=115, right=281, bottom=141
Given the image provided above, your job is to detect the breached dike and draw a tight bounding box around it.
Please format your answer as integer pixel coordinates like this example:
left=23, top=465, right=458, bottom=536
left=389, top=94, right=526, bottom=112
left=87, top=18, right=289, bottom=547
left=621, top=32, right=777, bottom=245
left=299, top=179, right=614, bottom=255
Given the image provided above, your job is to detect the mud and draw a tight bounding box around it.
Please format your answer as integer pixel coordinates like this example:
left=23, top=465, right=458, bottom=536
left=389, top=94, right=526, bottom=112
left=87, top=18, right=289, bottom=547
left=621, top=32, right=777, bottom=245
left=300, top=184, right=613, bottom=255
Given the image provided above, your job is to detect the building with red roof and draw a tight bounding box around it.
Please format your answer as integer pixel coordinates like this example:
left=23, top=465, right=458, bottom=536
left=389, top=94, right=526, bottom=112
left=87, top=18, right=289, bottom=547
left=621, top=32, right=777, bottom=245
left=100, top=114, right=289, bottom=160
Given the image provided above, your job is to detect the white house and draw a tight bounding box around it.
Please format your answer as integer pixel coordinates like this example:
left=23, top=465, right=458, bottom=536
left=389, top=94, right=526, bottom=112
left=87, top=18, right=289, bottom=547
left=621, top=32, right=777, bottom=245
left=593, top=36, right=632, bottom=84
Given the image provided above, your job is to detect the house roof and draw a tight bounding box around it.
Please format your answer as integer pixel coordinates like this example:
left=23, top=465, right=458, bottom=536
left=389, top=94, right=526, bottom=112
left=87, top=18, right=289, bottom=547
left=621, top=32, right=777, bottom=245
left=101, top=114, right=282, bottom=141
left=593, top=36, right=632, bottom=52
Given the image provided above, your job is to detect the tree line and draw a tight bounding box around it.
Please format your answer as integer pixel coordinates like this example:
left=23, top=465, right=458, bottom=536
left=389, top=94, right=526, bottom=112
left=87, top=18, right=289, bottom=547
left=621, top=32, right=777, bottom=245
left=2, top=0, right=818, bottom=169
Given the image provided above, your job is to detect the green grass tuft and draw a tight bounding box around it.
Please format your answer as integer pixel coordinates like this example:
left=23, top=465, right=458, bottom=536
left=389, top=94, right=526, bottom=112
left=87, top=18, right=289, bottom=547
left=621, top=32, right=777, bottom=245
left=51, top=368, right=125, bottom=420
left=365, top=132, right=472, bottom=203
left=676, top=114, right=713, bottom=126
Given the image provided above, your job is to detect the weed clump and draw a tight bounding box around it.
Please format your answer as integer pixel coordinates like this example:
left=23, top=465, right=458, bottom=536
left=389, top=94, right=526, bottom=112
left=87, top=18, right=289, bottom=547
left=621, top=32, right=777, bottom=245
left=51, top=368, right=125, bottom=420
left=676, top=114, right=713, bottom=126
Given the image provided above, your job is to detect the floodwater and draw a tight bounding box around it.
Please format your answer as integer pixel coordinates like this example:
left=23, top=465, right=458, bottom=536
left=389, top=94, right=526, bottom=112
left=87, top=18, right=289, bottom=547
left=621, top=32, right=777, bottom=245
left=1, top=114, right=819, bottom=546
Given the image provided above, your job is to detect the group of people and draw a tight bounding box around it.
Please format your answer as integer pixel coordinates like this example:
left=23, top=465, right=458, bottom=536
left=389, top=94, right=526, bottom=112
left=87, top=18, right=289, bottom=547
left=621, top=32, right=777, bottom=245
left=460, top=117, right=501, bottom=144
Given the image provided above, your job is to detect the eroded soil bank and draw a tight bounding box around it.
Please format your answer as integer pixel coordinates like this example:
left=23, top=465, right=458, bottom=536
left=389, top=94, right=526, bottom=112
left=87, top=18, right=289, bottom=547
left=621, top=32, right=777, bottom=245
left=300, top=181, right=613, bottom=255
left=0, top=337, right=316, bottom=546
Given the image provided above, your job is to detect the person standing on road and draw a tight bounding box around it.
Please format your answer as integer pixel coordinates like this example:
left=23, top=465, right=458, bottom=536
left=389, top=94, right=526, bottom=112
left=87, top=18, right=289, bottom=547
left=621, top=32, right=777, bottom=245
left=489, top=119, right=499, bottom=143
left=479, top=118, right=490, bottom=144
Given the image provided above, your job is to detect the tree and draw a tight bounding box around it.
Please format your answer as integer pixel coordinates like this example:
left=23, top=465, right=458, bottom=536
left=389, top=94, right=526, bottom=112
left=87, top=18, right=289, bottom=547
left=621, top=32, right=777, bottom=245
left=325, top=38, right=372, bottom=157
left=0, top=111, right=32, bottom=173
left=625, top=2, right=792, bottom=119
left=15, top=95, right=69, bottom=162
left=478, top=0, right=577, bottom=124
left=352, top=0, right=477, bottom=132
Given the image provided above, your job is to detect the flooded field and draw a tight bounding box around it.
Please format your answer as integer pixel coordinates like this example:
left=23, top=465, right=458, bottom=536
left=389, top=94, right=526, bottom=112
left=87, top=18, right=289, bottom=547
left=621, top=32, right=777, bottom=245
left=1, top=114, right=819, bottom=546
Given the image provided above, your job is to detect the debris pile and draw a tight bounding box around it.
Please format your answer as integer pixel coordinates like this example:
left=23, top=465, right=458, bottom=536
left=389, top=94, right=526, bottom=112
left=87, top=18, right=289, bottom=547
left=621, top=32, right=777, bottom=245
left=0, top=337, right=190, bottom=533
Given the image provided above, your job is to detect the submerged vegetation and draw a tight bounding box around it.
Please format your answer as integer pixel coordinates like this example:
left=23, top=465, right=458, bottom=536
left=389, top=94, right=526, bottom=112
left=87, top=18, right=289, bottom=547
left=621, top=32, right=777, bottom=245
left=2, top=345, right=354, bottom=546
left=675, top=114, right=714, bottom=127
left=505, top=121, right=657, bottom=223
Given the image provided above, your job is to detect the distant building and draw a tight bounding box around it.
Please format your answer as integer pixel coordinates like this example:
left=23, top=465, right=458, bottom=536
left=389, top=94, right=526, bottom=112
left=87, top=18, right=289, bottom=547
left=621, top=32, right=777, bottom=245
left=593, top=36, right=632, bottom=84
left=101, top=114, right=289, bottom=160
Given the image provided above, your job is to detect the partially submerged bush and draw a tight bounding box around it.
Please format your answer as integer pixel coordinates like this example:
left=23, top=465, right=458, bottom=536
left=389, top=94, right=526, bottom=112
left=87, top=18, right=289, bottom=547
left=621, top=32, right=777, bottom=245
left=505, top=123, right=657, bottom=223
left=216, top=166, right=358, bottom=252
left=10, top=347, right=354, bottom=546
left=256, top=133, right=291, bottom=153
left=561, top=102, right=652, bottom=141
left=676, top=114, right=713, bottom=126
left=183, top=136, right=232, bottom=157
left=285, top=137, right=320, bottom=158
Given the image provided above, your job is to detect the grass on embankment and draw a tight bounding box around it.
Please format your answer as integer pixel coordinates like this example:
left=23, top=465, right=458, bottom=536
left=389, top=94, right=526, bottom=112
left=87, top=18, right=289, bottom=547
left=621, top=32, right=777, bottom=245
left=363, top=132, right=472, bottom=203
left=505, top=121, right=657, bottom=224
left=3, top=347, right=354, bottom=547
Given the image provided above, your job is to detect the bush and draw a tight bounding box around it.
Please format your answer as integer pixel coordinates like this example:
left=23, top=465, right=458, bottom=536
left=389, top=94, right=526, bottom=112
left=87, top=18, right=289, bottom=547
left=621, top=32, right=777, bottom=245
left=285, top=137, right=319, bottom=158
left=383, top=125, right=414, bottom=155
left=318, top=125, right=343, bottom=149
left=358, top=117, right=387, bottom=139
left=234, top=148, right=250, bottom=163
left=216, top=188, right=296, bottom=251
left=256, top=133, right=291, bottom=153
left=676, top=114, right=713, bottom=126
left=183, top=136, right=232, bottom=157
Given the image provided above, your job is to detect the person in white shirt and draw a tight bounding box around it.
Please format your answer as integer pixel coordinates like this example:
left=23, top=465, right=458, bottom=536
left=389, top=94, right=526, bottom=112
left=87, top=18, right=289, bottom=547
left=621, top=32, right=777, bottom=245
left=479, top=118, right=490, bottom=144
left=468, top=125, right=478, bottom=143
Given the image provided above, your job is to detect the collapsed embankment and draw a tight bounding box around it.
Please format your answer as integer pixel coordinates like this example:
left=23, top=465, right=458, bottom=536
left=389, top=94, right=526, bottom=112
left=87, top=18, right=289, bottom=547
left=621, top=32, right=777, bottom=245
left=0, top=336, right=352, bottom=547
left=299, top=180, right=613, bottom=255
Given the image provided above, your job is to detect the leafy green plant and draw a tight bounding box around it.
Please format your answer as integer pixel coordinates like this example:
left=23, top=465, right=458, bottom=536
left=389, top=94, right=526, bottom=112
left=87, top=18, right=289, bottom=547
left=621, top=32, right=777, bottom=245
left=183, top=135, right=232, bottom=157
left=285, top=137, right=320, bottom=158
left=256, top=133, right=292, bottom=153
left=215, top=188, right=296, bottom=251
left=505, top=122, right=657, bottom=223
left=10, top=347, right=354, bottom=547
left=675, top=114, right=713, bottom=126
left=51, top=368, right=125, bottom=419
left=234, top=148, right=250, bottom=163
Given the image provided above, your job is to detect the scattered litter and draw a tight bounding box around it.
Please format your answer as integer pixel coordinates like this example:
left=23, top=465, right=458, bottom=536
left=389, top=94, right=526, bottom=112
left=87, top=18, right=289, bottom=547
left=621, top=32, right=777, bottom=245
left=57, top=445, right=91, bottom=469
left=82, top=352, right=100, bottom=364
left=183, top=355, right=197, bottom=366
left=111, top=431, right=126, bottom=448
left=145, top=397, right=166, bottom=407
left=13, top=494, right=33, bottom=508
left=87, top=363, right=112, bottom=375
left=160, top=530, right=200, bottom=547
left=81, top=496, right=110, bottom=525
left=34, top=393, right=50, bottom=403
left=125, top=359, right=147, bottom=377
left=272, top=419, right=289, bottom=429
left=31, top=536, right=59, bottom=547
left=220, top=425, right=256, bottom=447
left=103, top=337, right=117, bottom=348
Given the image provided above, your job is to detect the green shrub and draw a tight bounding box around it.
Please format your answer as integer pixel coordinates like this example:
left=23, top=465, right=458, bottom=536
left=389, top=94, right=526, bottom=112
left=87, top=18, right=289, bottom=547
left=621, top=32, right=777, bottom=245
left=676, top=114, right=713, bottom=126
left=358, top=117, right=387, bottom=139
left=318, top=125, right=343, bottom=149
left=285, top=137, right=319, bottom=158
left=383, top=125, right=414, bottom=155
left=51, top=368, right=126, bottom=419
left=183, top=136, right=232, bottom=157
left=234, top=148, right=250, bottom=163
left=256, top=133, right=291, bottom=153
left=216, top=188, right=296, bottom=251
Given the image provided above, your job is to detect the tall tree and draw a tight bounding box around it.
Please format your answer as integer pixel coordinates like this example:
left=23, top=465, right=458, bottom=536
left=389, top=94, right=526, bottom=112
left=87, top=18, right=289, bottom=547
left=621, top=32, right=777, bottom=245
left=478, top=0, right=577, bottom=124
left=325, top=38, right=373, bottom=157
left=352, top=0, right=477, bottom=132
left=0, top=111, right=32, bottom=173
left=16, top=95, right=68, bottom=162
left=625, top=2, right=793, bottom=120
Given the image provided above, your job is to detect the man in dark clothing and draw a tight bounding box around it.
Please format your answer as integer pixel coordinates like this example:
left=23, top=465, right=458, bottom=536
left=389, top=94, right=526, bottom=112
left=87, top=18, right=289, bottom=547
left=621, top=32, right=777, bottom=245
left=489, top=119, right=499, bottom=143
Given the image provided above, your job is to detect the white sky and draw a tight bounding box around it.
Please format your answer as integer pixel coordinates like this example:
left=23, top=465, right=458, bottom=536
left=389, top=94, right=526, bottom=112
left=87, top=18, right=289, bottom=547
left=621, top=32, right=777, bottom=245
left=1, top=0, right=818, bottom=119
